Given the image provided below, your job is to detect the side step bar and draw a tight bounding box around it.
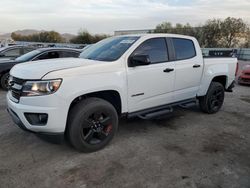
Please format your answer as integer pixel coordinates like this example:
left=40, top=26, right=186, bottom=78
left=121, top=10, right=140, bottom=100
left=127, top=98, right=197, bottom=120
left=138, top=107, right=173, bottom=120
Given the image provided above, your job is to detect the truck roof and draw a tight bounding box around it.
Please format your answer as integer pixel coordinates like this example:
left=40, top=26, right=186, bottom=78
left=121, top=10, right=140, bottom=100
left=119, top=33, right=196, bottom=40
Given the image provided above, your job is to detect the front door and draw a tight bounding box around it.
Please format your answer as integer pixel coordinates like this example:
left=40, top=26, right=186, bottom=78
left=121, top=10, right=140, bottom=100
left=127, top=38, right=176, bottom=112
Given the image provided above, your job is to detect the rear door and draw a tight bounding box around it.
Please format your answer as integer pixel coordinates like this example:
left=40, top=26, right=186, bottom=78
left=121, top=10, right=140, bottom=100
left=171, top=38, right=203, bottom=101
left=127, top=37, right=175, bottom=112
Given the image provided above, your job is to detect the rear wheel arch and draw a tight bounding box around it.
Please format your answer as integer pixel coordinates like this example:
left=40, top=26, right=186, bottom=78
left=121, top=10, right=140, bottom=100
left=211, top=75, right=227, bottom=89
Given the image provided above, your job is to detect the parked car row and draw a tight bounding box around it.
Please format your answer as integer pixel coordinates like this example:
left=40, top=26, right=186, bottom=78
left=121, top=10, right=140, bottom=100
left=0, top=46, right=83, bottom=90
left=0, top=45, right=35, bottom=62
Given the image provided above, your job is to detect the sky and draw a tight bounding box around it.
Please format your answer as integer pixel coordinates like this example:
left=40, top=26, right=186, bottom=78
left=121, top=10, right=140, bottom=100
left=0, top=0, right=250, bottom=35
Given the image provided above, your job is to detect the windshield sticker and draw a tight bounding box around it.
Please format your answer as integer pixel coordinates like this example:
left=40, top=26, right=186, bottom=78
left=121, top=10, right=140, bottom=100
left=120, top=40, right=136, bottom=44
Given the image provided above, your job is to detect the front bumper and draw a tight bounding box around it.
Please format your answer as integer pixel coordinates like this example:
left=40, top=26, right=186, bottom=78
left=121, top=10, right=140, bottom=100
left=7, top=92, right=68, bottom=133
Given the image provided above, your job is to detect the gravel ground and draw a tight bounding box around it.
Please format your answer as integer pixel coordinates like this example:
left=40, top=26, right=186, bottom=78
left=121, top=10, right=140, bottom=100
left=0, top=84, right=250, bottom=188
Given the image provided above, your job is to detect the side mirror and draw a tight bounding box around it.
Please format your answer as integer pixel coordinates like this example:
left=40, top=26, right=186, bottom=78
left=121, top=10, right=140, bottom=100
left=129, top=55, right=150, bottom=67
left=0, top=53, right=5, bottom=57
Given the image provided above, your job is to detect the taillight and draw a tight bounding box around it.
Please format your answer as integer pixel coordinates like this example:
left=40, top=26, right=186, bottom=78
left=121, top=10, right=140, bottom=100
left=235, top=62, right=239, bottom=76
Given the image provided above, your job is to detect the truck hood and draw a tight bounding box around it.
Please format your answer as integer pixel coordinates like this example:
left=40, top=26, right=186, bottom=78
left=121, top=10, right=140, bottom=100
left=10, top=58, right=101, bottom=79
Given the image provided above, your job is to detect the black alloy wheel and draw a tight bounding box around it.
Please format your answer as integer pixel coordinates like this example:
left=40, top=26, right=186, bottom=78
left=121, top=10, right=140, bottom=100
left=67, top=98, right=118, bottom=152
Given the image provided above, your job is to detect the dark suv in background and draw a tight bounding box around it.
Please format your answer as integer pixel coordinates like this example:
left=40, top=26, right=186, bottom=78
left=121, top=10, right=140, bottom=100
left=0, top=45, right=35, bottom=62
left=0, top=48, right=81, bottom=90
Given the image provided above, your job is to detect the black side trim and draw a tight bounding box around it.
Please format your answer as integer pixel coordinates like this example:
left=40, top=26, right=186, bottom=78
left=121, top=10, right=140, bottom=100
left=225, top=81, right=235, bottom=92
left=131, top=93, right=144, bottom=97
left=127, top=98, right=197, bottom=119
left=166, top=38, right=175, bottom=61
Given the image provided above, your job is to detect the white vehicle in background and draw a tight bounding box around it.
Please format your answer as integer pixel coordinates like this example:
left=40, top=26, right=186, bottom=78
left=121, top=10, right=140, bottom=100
left=7, top=34, right=237, bottom=152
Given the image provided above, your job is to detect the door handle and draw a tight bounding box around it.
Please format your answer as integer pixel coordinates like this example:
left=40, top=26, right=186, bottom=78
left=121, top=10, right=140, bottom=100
left=193, top=64, right=201, bottom=68
left=163, top=68, right=174, bottom=73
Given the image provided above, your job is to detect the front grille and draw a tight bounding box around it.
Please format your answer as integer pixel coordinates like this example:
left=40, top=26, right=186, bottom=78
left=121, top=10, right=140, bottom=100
left=9, top=76, right=25, bottom=103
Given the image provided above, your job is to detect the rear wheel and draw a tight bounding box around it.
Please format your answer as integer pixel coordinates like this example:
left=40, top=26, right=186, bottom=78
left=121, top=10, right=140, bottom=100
left=0, top=72, right=9, bottom=91
left=67, top=98, right=118, bottom=152
left=199, top=82, right=225, bottom=114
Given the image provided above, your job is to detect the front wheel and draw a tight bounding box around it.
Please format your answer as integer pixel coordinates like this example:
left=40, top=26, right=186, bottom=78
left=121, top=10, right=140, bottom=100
left=199, top=82, right=225, bottom=114
left=67, top=98, right=118, bottom=152
left=0, top=72, right=10, bottom=91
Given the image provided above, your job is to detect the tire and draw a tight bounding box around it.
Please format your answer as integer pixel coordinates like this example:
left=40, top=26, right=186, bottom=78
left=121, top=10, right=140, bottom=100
left=199, top=82, right=225, bottom=114
left=0, top=72, right=9, bottom=91
left=67, top=98, right=118, bottom=152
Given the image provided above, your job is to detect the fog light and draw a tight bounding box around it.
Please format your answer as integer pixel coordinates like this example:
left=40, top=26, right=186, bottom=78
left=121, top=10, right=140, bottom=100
left=24, top=113, right=48, bottom=126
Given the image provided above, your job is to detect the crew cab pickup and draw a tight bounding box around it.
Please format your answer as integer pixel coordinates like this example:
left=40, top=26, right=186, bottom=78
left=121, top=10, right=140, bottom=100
left=7, top=34, right=237, bottom=152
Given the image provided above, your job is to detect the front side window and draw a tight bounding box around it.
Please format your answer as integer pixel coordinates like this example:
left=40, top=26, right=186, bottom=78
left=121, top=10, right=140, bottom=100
left=80, top=36, right=139, bottom=61
left=131, top=38, right=169, bottom=64
left=172, top=38, right=196, bottom=60
left=16, top=50, right=41, bottom=61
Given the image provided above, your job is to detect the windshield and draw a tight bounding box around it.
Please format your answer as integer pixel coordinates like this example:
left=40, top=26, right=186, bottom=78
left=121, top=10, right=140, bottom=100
left=79, top=36, right=140, bottom=61
left=15, top=50, right=41, bottom=61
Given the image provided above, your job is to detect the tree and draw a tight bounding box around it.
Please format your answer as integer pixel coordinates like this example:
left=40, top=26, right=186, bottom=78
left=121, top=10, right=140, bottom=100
left=11, top=31, right=64, bottom=43
left=201, top=19, right=222, bottom=48
left=70, top=30, right=93, bottom=44
left=220, top=17, right=248, bottom=48
left=11, top=33, right=22, bottom=41
left=154, top=17, right=249, bottom=48
left=154, top=22, right=173, bottom=33
left=154, top=22, right=203, bottom=46
left=92, top=34, right=109, bottom=43
left=70, top=30, right=109, bottom=44
left=243, top=30, right=250, bottom=48
left=38, top=31, right=65, bottom=43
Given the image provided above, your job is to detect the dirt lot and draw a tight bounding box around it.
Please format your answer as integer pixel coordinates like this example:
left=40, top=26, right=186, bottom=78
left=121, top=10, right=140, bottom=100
left=0, top=84, right=250, bottom=188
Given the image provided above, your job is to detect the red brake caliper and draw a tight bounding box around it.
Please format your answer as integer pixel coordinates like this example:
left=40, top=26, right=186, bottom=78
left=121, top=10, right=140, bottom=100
left=104, top=124, right=112, bottom=134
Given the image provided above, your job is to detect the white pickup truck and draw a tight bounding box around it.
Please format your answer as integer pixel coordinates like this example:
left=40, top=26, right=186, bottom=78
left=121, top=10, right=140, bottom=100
left=7, top=34, right=237, bottom=152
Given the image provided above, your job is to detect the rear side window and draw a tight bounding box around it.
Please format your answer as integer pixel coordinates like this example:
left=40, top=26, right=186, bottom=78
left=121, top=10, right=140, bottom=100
left=132, top=38, right=168, bottom=64
left=4, top=48, right=21, bottom=57
left=34, top=51, right=59, bottom=60
left=172, top=38, right=196, bottom=60
left=60, top=51, right=80, bottom=58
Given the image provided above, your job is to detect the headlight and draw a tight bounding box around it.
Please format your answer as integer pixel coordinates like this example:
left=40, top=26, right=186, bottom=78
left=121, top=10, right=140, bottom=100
left=22, top=79, right=62, bottom=96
